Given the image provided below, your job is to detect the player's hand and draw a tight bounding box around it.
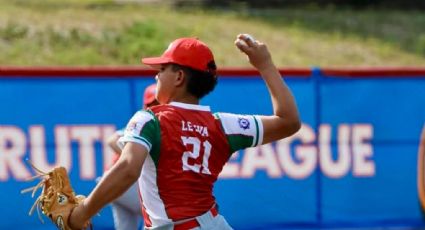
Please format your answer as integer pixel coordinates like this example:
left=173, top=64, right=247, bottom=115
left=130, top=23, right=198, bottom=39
left=68, top=201, right=90, bottom=230
left=234, top=34, right=274, bottom=71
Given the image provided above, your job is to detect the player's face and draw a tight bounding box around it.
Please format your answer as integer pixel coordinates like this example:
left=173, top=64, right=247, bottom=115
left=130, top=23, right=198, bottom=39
left=155, top=64, right=178, bottom=104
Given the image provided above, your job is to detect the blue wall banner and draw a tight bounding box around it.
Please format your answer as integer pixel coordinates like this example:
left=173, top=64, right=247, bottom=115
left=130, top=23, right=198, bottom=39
left=0, top=67, right=424, bottom=229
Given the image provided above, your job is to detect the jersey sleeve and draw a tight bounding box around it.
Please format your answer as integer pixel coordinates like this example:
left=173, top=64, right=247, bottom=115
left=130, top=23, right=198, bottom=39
left=214, top=112, right=264, bottom=153
left=118, top=110, right=160, bottom=153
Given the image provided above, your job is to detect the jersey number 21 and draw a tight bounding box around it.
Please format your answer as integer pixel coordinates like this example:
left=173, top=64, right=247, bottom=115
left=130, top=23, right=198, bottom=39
left=181, top=136, right=212, bottom=175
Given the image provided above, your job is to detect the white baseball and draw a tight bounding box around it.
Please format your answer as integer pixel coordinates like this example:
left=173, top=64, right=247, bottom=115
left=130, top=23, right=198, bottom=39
left=236, top=34, right=255, bottom=46
left=243, top=34, right=255, bottom=42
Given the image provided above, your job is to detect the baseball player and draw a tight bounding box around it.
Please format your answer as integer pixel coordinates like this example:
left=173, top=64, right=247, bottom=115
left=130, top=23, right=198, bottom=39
left=69, top=34, right=300, bottom=230
left=106, top=83, right=158, bottom=230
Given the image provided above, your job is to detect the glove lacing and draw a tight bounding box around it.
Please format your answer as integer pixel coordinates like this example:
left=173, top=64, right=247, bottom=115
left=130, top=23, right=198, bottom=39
left=21, top=162, right=70, bottom=223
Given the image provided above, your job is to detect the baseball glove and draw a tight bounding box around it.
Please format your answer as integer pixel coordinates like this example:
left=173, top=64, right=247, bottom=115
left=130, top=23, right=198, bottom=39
left=21, top=162, right=91, bottom=230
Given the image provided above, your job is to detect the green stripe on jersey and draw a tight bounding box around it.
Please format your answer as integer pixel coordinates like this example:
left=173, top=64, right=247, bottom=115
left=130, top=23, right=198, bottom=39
left=133, top=136, right=152, bottom=149
left=253, top=117, right=259, bottom=146
left=140, top=110, right=161, bottom=167
left=228, top=134, right=254, bottom=153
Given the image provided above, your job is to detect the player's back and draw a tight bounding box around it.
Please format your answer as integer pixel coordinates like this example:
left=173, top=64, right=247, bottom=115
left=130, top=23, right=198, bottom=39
left=121, top=101, right=263, bottom=227
left=144, top=102, right=230, bottom=222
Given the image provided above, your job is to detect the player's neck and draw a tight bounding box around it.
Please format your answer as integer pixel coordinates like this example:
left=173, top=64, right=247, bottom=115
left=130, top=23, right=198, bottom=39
left=171, top=93, right=199, bottom=105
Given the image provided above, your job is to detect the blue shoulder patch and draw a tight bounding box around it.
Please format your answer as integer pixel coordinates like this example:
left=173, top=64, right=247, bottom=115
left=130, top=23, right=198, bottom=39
left=238, top=117, right=250, bottom=130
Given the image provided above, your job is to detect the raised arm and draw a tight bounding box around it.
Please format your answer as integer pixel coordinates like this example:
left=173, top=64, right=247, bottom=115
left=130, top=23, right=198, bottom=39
left=235, top=34, right=301, bottom=144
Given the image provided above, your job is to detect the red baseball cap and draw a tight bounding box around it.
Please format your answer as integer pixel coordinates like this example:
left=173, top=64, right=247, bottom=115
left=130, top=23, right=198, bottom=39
left=143, top=83, right=157, bottom=107
left=141, top=37, right=214, bottom=72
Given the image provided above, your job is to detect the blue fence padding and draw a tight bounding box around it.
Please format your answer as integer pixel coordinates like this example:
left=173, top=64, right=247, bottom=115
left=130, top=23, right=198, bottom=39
left=0, top=69, right=424, bottom=229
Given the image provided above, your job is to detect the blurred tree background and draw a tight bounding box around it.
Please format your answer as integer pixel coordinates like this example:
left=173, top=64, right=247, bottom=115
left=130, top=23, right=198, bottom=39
left=0, top=0, right=424, bottom=67
left=199, top=0, right=425, bottom=10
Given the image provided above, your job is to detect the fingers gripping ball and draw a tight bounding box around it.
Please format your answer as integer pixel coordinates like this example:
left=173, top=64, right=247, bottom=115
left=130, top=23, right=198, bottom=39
left=21, top=163, right=91, bottom=230
left=236, top=34, right=255, bottom=46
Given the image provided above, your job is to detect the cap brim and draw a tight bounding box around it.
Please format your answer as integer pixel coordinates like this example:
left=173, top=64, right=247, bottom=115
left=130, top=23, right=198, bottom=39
left=141, top=57, right=173, bottom=69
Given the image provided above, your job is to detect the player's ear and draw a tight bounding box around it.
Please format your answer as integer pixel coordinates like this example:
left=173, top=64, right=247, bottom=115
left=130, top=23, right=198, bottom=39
left=174, top=68, right=186, bottom=87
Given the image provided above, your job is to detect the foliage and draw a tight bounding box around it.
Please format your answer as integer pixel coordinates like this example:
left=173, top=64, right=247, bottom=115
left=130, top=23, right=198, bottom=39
left=0, top=0, right=424, bottom=67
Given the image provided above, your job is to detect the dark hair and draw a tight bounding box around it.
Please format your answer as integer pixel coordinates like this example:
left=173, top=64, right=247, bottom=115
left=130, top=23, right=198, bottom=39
left=171, top=61, right=218, bottom=99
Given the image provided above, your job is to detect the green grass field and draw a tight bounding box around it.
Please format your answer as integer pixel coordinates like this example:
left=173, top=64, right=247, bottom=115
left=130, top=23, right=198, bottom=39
left=0, top=0, right=424, bottom=67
